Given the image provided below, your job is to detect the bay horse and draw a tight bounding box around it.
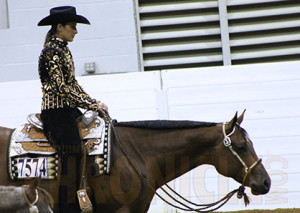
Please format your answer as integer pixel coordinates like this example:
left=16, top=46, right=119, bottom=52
left=0, top=111, right=270, bottom=212
left=0, top=179, right=54, bottom=213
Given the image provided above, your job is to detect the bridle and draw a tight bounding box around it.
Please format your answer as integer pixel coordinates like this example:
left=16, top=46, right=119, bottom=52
left=22, top=185, right=39, bottom=213
left=222, top=122, right=262, bottom=198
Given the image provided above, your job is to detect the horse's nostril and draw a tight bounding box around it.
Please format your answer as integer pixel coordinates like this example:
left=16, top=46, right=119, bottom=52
left=263, top=178, right=270, bottom=190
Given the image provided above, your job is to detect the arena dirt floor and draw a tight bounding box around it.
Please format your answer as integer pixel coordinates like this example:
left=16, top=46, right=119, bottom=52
left=217, top=209, right=300, bottom=213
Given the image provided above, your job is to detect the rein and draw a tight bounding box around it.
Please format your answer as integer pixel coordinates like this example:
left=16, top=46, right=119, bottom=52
left=22, top=185, right=39, bottom=213
left=105, top=112, right=261, bottom=212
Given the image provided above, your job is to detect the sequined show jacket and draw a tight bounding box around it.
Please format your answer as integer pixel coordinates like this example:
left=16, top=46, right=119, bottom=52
left=38, top=36, right=98, bottom=111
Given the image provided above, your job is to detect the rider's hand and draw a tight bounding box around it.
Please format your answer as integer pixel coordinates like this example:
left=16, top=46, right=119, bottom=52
left=97, top=101, right=108, bottom=115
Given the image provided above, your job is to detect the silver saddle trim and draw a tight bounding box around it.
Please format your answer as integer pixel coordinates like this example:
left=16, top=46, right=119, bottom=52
left=27, top=114, right=43, bottom=130
left=9, top=125, right=55, bottom=158
left=82, top=110, right=99, bottom=128
left=84, top=116, right=106, bottom=155
left=10, top=113, right=106, bottom=157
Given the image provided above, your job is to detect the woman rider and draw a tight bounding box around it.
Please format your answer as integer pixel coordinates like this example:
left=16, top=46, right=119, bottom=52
left=37, top=6, right=107, bottom=212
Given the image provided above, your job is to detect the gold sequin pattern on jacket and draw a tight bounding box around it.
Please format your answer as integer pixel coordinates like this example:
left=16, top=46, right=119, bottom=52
left=38, top=36, right=98, bottom=111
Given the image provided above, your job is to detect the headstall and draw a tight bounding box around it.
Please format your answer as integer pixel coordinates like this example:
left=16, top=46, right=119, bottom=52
left=222, top=122, right=262, bottom=198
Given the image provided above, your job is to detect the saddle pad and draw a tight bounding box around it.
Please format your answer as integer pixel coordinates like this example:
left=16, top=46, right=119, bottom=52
left=93, top=120, right=112, bottom=175
left=8, top=154, right=58, bottom=180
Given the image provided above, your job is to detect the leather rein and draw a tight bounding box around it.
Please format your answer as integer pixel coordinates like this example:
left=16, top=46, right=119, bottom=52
left=105, top=112, right=262, bottom=212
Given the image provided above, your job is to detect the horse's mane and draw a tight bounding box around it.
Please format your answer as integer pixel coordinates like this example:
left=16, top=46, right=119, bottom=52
left=113, top=120, right=217, bottom=130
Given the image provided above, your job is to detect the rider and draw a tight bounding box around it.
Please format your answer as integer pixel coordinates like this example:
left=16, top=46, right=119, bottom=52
left=37, top=6, right=108, bottom=211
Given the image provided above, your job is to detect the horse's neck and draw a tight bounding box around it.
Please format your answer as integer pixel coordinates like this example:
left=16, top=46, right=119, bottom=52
left=160, top=127, right=218, bottom=174
left=0, top=186, right=27, bottom=211
left=0, top=126, right=14, bottom=148
left=122, top=125, right=220, bottom=186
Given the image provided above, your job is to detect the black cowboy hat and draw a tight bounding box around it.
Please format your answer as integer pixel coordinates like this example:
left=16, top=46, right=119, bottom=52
left=38, top=6, right=90, bottom=26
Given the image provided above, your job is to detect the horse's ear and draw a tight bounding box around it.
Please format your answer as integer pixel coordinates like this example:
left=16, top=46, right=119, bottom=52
left=237, top=109, right=246, bottom=125
left=227, top=112, right=238, bottom=132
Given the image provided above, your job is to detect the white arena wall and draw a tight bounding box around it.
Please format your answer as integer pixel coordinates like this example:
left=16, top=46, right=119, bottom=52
left=0, top=61, right=299, bottom=212
left=0, top=0, right=140, bottom=82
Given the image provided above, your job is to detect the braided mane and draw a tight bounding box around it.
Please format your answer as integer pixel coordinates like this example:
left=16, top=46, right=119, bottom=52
left=114, top=120, right=217, bottom=130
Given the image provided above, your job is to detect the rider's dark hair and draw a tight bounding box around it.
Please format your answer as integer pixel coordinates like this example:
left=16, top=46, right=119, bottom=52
left=44, top=23, right=66, bottom=47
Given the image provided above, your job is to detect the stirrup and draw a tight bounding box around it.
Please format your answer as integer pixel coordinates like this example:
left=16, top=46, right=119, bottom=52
left=77, top=188, right=93, bottom=213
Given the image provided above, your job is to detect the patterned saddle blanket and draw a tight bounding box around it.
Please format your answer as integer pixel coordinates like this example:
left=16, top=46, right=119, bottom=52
left=8, top=111, right=112, bottom=180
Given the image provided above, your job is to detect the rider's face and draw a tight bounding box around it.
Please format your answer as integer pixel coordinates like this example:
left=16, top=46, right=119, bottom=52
left=56, top=22, right=78, bottom=42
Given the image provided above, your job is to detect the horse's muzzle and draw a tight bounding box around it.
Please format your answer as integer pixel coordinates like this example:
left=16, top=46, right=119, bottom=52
left=251, top=177, right=271, bottom=195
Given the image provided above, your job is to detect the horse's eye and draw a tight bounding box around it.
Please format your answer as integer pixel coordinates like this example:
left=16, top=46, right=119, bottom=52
left=237, top=145, right=247, bottom=152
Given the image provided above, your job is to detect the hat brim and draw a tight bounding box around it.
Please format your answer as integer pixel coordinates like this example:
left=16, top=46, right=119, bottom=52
left=38, top=13, right=90, bottom=26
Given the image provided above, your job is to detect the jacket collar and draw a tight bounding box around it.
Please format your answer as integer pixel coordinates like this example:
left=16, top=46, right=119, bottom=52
left=50, top=35, right=68, bottom=47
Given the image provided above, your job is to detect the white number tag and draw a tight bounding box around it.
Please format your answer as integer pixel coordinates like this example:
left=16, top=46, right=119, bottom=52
left=17, top=157, right=48, bottom=178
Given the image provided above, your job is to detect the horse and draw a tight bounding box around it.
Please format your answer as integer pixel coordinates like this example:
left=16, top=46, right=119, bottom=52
left=0, top=179, right=54, bottom=213
left=0, top=111, right=271, bottom=212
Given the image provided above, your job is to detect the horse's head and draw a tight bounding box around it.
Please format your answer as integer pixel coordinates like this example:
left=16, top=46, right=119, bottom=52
left=212, top=110, right=271, bottom=196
